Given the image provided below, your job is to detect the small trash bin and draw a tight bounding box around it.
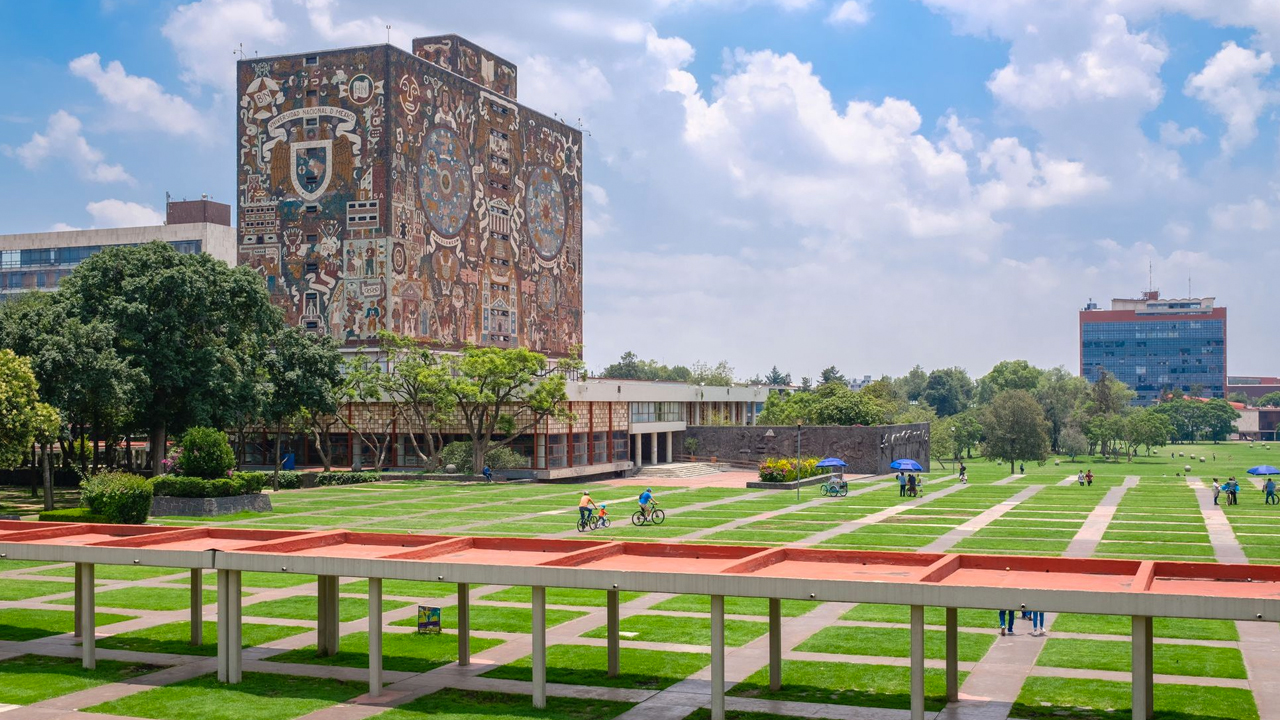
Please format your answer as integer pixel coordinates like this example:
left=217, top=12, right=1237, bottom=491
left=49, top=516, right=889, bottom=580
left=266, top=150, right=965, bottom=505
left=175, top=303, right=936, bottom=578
left=282, top=453, right=296, bottom=471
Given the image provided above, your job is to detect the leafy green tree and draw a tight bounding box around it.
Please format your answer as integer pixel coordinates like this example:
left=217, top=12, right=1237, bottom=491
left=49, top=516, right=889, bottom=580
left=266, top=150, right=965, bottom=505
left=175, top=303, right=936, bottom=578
left=764, top=366, right=791, bottom=386
left=1059, top=425, right=1089, bottom=461
left=1127, top=410, right=1173, bottom=456
left=756, top=390, right=818, bottom=425
left=57, top=242, right=280, bottom=472
left=442, top=347, right=579, bottom=474
left=982, top=389, right=1051, bottom=474
left=1256, top=392, right=1280, bottom=408
left=600, top=351, right=643, bottom=379
left=922, top=367, right=973, bottom=417
left=0, top=350, right=47, bottom=469
left=31, top=403, right=61, bottom=510
left=811, top=385, right=886, bottom=426
left=1228, top=391, right=1251, bottom=405
left=1150, top=398, right=1238, bottom=442
left=894, top=365, right=928, bottom=403
left=1034, top=366, right=1089, bottom=452
left=261, top=327, right=342, bottom=483
left=818, top=366, right=847, bottom=388
left=799, top=376, right=813, bottom=392
left=949, top=409, right=984, bottom=459
left=1199, top=399, right=1240, bottom=441
left=977, top=360, right=1044, bottom=405
left=689, top=360, right=734, bottom=386
left=337, top=354, right=398, bottom=472
left=928, top=418, right=955, bottom=468
left=599, top=351, right=695, bottom=383
left=374, top=331, right=453, bottom=470
left=1078, top=368, right=1136, bottom=456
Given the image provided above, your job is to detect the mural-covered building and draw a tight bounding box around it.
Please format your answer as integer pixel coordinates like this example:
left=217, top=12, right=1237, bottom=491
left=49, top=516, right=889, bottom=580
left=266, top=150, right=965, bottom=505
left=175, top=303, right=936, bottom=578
left=236, top=34, right=582, bottom=356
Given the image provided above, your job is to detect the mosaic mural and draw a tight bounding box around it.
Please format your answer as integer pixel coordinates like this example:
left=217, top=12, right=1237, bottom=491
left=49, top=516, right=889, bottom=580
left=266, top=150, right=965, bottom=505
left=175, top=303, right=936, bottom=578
left=236, top=39, right=582, bottom=356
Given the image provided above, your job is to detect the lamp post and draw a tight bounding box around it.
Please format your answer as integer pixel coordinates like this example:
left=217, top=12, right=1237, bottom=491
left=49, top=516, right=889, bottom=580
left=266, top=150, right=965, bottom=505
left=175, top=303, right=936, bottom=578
left=796, top=422, right=802, bottom=502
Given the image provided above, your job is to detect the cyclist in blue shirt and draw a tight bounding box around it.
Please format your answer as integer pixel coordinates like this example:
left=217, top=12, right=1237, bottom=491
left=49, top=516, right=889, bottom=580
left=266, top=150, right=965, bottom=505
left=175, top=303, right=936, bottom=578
left=638, top=488, right=655, bottom=519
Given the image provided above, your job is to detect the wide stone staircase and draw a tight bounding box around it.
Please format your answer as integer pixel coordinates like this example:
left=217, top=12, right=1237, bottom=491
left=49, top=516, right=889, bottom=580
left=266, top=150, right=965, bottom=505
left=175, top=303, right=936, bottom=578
left=634, top=462, right=725, bottom=479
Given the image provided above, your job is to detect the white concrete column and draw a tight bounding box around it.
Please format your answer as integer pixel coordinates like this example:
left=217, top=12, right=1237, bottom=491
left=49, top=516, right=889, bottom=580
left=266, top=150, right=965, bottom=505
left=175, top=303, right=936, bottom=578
left=1133, top=615, right=1154, bottom=720
left=910, top=604, right=925, bottom=720
left=665, top=431, right=673, bottom=462
left=607, top=589, right=620, bottom=677
left=711, top=594, right=726, bottom=720
left=457, top=582, right=471, bottom=666
left=216, top=569, right=242, bottom=683
left=650, top=432, right=658, bottom=465
left=768, top=597, right=782, bottom=691
left=78, top=562, right=95, bottom=669
left=190, top=569, right=203, bottom=646
left=217, top=569, right=229, bottom=681
left=694, top=403, right=702, bottom=425
left=532, top=586, right=547, bottom=709
left=368, top=577, right=382, bottom=697
left=633, top=435, right=642, bottom=470
left=945, top=607, right=958, bottom=702
left=317, top=575, right=340, bottom=656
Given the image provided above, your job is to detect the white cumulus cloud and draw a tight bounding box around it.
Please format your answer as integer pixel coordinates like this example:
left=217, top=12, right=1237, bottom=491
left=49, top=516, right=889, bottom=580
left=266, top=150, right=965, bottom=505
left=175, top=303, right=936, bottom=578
left=162, top=0, right=288, bottom=92
left=827, top=0, right=871, bottom=26
left=69, top=53, right=212, bottom=139
left=1158, top=121, right=1206, bottom=146
left=1185, top=42, right=1275, bottom=155
left=85, top=199, right=165, bottom=228
left=5, top=111, right=132, bottom=184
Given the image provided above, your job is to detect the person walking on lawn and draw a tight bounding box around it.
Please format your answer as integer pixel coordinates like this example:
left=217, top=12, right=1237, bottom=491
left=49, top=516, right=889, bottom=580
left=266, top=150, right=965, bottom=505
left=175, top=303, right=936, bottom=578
left=1078, top=470, right=1085, bottom=486
left=1030, top=610, right=1047, bottom=636
left=1266, top=478, right=1277, bottom=506
left=898, top=471, right=907, bottom=497
left=998, top=609, right=1016, bottom=636
left=1212, top=479, right=1221, bottom=506
left=1086, top=469, right=1093, bottom=487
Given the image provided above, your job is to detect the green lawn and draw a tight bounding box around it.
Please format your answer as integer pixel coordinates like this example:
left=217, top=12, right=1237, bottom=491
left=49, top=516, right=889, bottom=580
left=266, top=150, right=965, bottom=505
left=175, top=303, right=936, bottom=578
left=341, top=578, right=459, bottom=598
left=0, top=578, right=79, bottom=601
left=99, top=621, right=309, bottom=657
left=481, top=586, right=645, bottom=607
left=648, top=594, right=820, bottom=617
left=0, top=607, right=134, bottom=640
left=244, top=595, right=409, bottom=622
left=840, top=604, right=997, bottom=628
left=581, top=614, right=768, bottom=647
left=235, top=572, right=317, bottom=589
left=52, top=586, right=221, bottom=611
left=390, top=605, right=587, bottom=634
left=730, top=659, right=961, bottom=712
left=0, top=559, right=59, bottom=572
left=1051, top=614, right=1239, bottom=641
left=1012, top=676, right=1259, bottom=720
left=1037, top=638, right=1247, bottom=679
left=35, top=565, right=185, bottom=581
left=266, top=630, right=503, bottom=672
left=86, top=671, right=364, bottom=720
left=376, top=688, right=634, bottom=720
left=0, top=654, right=159, bottom=705
left=795, top=625, right=994, bottom=662
left=482, top=644, right=710, bottom=690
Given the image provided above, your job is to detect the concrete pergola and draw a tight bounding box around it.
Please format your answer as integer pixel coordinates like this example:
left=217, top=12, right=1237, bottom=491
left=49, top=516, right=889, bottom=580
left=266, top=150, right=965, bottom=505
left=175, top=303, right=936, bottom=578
left=3, top=520, right=1279, bottom=720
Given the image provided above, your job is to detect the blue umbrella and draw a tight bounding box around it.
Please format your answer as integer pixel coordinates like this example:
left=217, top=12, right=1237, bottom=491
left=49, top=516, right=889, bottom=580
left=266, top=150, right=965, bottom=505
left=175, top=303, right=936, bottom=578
left=1247, top=465, right=1280, bottom=476
left=816, top=457, right=847, bottom=468
left=890, top=459, right=923, bottom=471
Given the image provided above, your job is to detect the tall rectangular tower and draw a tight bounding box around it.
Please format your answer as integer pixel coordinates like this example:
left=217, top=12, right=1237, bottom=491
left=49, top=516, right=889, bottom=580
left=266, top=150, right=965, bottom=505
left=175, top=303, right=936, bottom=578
left=235, top=37, right=582, bottom=357
left=1079, top=291, right=1227, bottom=405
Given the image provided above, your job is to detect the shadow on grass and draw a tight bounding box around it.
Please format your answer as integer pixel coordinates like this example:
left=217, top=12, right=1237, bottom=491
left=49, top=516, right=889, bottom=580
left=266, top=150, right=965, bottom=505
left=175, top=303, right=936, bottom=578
left=378, top=688, right=634, bottom=720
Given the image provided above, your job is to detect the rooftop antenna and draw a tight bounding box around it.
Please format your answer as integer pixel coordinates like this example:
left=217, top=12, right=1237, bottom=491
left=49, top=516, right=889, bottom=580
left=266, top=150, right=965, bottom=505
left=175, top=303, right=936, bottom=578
left=1148, top=260, right=1153, bottom=293
left=1188, top=276, right=1192, bottom=299
left=234, top=43, right=245, bottom=60
left=386, top=24, right=392, bottom=44
left=576, top=117, right=592, bottom=138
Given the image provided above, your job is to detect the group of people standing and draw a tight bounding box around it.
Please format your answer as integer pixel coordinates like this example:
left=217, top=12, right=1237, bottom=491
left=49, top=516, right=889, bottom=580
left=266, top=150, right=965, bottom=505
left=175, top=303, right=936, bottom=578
left=1213, top=477, right=1278, bottom=505
left=998, top=609, right=1047, bottom=636
left=896, top=471, right=921, bottom=497
left=1076, top=470, right=1093, bottom=486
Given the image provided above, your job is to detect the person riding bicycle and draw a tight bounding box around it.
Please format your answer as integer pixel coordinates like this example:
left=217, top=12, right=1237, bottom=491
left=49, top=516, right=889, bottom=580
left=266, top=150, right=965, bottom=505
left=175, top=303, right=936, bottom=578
left=598, top=504, right=609, bottom=523
left=578, top=491, right=596, bottom=525
left=638, top=488, right=655, bottom=519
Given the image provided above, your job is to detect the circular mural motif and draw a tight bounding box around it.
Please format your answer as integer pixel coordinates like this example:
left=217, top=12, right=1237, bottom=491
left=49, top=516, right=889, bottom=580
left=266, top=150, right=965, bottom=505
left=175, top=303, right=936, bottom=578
left=536, top=275, right=558, bottom=311
left=524, top=165, right=566, bottom=261
left=418, top=127, right=473, bottom=237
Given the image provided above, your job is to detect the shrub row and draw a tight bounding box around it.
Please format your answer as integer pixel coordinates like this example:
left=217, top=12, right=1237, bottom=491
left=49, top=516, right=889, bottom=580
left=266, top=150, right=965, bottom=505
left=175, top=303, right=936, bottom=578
left=315, top=471, right=379, bottom=486
left=81, top=472, right=153, bottom=524
left=273, top=471, right=303, bottom=489
left=151, top=472, right=267, bottom=498
left=758, top=457, right=825, bottom=483
left=39, top=507, right=109, bottom=523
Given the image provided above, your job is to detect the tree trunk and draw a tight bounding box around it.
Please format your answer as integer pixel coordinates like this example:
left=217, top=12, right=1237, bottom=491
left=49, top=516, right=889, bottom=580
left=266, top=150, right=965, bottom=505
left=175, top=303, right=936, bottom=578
left=42, top=444, right=54, bottom=512
left=149, top=421, right=166, bottom=477
left=1010, top=460, right=1015, bottom=475
left=472, top=440, right=486, bottom=478
left=272, top=421, right=283, bottom=491
left=124, top=434, right=133, bottom=472
left=91, top=413, right=100, bottom=473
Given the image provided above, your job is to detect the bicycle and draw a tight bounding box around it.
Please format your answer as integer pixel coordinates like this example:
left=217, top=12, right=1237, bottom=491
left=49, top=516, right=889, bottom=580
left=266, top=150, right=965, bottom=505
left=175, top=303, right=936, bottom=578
left=576, top=512, right=599, bottom=532
left=631, top=500, right=665, bottom=526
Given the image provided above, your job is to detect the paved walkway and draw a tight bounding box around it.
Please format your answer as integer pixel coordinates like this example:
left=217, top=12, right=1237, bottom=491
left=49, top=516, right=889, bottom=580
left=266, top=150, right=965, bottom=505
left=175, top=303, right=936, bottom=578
left=919, top=485, right=1043, bottom=553
left=795, top=479, right=967, bottom=546
left=1187, top=476, right=1249, bottom=564
left=935, top=613, right=1055, bottom=720
left=679, top=482, right=894, bottom=541
left=1063, top=476, right=1138, bottom=558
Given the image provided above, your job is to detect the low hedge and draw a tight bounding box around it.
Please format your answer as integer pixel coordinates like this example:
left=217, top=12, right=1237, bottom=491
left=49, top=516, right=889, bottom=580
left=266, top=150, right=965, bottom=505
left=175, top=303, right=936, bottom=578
left=315, top=471, right=379, bottom=486
left=273, top=471, right=303, bottom=489
left=39, top=507, right=109, bottom=523
left=81, top=472, right=153, bottom=524
left=152, top=472, right=268, bottom=498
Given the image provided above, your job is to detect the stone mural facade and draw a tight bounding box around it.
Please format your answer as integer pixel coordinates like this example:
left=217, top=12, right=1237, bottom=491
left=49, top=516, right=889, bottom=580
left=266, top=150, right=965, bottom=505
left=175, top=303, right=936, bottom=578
left=684, top=423, right=931, bottom=476
left=236, top=35, right=582, bottom=356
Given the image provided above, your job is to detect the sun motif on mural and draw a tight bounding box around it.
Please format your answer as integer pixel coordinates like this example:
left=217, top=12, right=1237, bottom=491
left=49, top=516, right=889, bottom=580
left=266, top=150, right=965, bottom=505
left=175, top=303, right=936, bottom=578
left=418, top=127, right=473, bottom=237
left=536, top=274, right=558, bottom=311
left=525, top=165, right=566, bottom=261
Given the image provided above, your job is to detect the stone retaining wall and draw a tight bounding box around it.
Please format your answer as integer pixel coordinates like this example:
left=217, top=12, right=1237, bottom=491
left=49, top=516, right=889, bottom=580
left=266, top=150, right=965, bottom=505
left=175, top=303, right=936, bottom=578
left=150, top=493, right=273, bottom=518
left=685, top=422, right=929, bottom=475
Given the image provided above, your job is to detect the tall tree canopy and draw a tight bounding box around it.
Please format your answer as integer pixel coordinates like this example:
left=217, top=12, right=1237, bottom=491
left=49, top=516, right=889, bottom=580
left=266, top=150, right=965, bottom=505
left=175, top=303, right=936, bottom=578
left=922, top=367, right=974, bottom=417
left=764, top=366, right=791, bottom=386
left=977, top=360, right=1044, bottom=405
left=982, top=389, right=1051, bottom=474
left=818, top=366, right=847, bottom=388
left=57, top=242, right=282, bottom=471
left=0, top=350, right=59, bottom=470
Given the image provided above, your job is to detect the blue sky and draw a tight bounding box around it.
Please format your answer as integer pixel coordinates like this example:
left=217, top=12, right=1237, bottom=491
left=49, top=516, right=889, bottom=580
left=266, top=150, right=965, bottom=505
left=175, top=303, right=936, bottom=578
left=2, top=0, right=1279, bottom=381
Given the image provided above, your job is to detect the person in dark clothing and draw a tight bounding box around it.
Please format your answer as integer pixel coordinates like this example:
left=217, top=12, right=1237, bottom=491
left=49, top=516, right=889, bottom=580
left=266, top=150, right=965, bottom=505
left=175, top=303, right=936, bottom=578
left=898, top=471, right=907, bottom=497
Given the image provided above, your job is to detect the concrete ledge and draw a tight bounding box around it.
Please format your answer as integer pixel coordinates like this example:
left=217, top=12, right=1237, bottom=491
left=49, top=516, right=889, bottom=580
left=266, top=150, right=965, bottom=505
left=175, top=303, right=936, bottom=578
left=746, top=473, right=839, bottom=490
left=150, top=493, right=273, bottom=518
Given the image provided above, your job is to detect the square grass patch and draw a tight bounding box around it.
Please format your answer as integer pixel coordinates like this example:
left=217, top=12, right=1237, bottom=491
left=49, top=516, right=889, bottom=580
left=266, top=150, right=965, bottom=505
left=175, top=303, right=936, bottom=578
left=35, top=564, right=186, bottom=581
left=342, top=578, right=457, bottom=598
left=730, top=659, right=959, bottom=712
left=649, top=594, right=819, bottom=617
left=0, top=559, right=61, bottom=572
left=840, top=604, right=997, bottom=629
left=482, top=644, right=709, bottom=690
left=0, top=578, right=79, bottom=601
left=581, top=614, right=767, bottom=647
left=245, top=595, right=409, bottom=622
left=99, top=621, right=309, bottom=657
left=391, top=604, right=586, bottom=634
left=232, top=572, right=317, bottom=589
left=267, top=630, right=503, bottom=673
left=85, top=671, right=364, bottom=720
left=1037, top=638, right=1246, bottom=679
left=796, top=625, right=994, bottom=662
left=1012, top=676, right=1259, bottom=720
left=0, top=607, right=134, bottom=641
left=481, top=586, right=645, bottom=607
left=376, top=688, right=634, bottom=720
left=0, top=654, right=160, bottom=705
left=1051, top=613, right=1239, bottom=641
left=52, top=587, right=221, bottom=611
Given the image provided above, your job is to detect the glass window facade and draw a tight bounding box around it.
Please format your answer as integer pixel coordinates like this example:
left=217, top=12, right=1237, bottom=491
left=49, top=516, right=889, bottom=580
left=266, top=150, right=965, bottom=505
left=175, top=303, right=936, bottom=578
left=630, top=401, right=685, bottom=423
left=0, top=239, right=204, bottom=299
left=1081, top=317, right=1226, bottom=405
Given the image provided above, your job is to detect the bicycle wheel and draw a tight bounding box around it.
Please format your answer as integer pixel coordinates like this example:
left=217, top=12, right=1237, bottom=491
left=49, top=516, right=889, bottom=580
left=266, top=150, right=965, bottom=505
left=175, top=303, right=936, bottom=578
left=589, top=515, right=599, bottom=530
left=651, top=508, right=665, bottom=524
left=820, top=485, right=829, bottom=496
left=600, top=517, right=610, bottom=528
left=839, top=487, right=848, bottom=497
left=577, top=518, right=587, bottom=532
left=632, top=511, right=645, bottom=526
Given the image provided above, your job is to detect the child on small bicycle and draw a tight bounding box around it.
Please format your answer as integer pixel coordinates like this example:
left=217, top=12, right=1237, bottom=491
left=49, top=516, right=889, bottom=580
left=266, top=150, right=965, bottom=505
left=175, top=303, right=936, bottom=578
left=597, top=504, right=609, bottom=523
